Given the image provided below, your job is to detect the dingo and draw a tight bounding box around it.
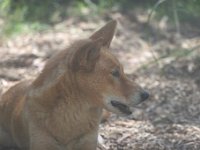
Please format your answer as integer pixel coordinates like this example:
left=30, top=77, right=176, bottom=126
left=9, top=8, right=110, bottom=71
left=0, top=20, right=149, bottom=150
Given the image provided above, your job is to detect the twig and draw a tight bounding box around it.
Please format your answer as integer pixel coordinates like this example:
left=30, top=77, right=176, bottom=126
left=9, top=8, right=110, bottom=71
left=147, top=0, right=167, bottom=23
left=172, top=0, right=181, bottom=36
left=147, top=0, right=167, bottom=69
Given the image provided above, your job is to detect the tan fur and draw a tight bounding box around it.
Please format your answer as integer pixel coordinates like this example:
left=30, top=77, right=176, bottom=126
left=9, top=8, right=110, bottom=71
left=0, top=20, right=148, bottom=150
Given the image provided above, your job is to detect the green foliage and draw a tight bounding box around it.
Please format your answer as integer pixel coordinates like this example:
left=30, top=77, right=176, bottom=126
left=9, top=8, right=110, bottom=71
left=2, top=22, right=49, bottom=37
left=0, top=0, right=72, bottom=37
left=0, top=0, right=72, bottom=22
left=149, top=0, right=200, bottom=24
left=68, top=0, right=118, bottom=19
left=0, top=0, right=200, bottom=37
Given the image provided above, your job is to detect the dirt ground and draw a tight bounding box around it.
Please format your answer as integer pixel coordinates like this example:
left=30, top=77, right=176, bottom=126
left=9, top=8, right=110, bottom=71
left=0, top=10, right=200, bottom=150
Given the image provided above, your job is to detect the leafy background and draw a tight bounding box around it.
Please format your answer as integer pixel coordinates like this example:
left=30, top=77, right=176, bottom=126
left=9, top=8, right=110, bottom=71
left=0, top=0, right=200, bottom=149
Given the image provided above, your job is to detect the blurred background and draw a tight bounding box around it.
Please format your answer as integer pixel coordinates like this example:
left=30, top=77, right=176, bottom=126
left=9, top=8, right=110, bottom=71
left=0, top=0, right=200, bottom=149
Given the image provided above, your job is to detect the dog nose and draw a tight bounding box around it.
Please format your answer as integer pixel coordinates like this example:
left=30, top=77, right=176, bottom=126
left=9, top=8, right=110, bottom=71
left=140, top=91, right=149, bottom=101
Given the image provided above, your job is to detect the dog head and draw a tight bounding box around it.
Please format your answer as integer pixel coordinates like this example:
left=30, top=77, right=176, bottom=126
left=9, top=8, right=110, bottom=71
left=70, top=20, right=149, bottom=116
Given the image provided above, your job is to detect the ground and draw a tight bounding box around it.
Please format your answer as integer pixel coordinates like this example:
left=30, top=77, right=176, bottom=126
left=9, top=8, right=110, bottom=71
left=0, top=11, right=200, bottom=150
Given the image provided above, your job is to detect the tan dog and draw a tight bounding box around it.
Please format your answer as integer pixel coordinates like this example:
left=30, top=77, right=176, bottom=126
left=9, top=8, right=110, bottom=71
left=0, top=20, right=149, bottom=150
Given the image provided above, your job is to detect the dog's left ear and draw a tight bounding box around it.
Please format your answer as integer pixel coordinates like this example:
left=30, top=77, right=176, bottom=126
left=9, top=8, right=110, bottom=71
left=71, top=38, right=103, bottom=72
left=90, top=20, right=117, bottom=48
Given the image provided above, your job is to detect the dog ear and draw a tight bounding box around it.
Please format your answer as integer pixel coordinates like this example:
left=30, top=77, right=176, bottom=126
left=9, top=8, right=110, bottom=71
left=71, top=38, right=103, bottom=72
left=90, top=20, right=117, bottom=48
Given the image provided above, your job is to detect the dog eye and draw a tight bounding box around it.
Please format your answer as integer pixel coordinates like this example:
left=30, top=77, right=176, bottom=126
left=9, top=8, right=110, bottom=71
left=111, top=69, right=120, bottom=78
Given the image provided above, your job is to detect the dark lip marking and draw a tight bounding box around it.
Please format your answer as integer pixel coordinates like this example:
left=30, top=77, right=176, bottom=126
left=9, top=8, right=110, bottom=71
left=111, top=101, right=132, bottom=115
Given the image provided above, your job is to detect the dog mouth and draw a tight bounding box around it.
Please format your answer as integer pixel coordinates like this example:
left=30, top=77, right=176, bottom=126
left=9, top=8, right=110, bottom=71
left=111, top=101, right=132, bottom=115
